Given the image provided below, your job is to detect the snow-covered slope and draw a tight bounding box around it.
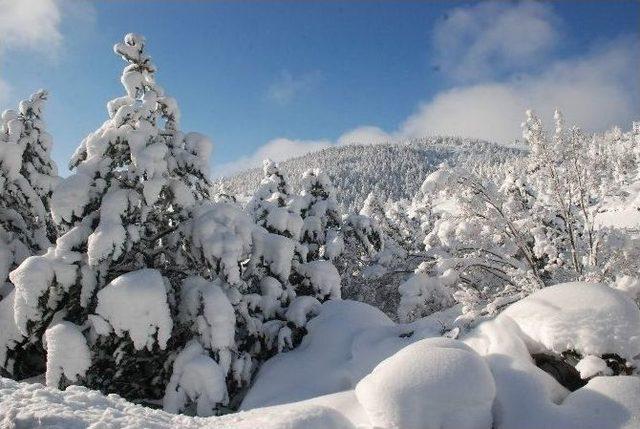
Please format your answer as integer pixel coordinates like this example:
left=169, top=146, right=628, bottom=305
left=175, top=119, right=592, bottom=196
left=2, top=282, right=639, bottom=429
left=222, top=138, right=525, bottom=211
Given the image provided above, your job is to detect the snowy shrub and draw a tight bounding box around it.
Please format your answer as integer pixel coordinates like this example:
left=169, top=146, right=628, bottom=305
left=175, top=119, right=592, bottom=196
left=402, top=110, right=640, bottom=325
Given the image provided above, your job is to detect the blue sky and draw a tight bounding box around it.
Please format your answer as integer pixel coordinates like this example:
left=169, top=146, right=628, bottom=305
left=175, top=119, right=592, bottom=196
left=1, top=1, right=638, bottom=176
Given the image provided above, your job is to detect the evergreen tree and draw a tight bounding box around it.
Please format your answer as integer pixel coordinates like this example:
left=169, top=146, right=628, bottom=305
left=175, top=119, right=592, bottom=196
left=0, top=91, right=59, bottom=378
left=6, top=34, right=216, bottom=408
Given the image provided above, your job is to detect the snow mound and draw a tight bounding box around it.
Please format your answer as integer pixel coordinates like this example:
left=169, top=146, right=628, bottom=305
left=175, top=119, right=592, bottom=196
left=501, top=282, right=640, bottom=360
left=355, top=337, right=495, bottom=429
left=242, top=300, right=453, bottom=410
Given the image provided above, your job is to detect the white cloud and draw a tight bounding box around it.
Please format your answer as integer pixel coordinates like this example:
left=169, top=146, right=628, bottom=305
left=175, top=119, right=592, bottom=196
left=0, top=0, right=67, bottom=104
left=215, top=137, right=332, bottom=177
left=0, top=0, right=63, bottom=52
left=267, top=70, right=323, bottom=105
left=401, top=39, right=639, bottom=144
left=433, top=1, right=560, bottom=82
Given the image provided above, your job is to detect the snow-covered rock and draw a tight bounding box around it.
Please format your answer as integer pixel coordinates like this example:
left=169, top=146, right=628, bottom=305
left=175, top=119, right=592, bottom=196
left=355, top=337, right=495, bottom=429
left=465, top=283, right=640, bottom=429
left=501, top=282, right=640, bottom=360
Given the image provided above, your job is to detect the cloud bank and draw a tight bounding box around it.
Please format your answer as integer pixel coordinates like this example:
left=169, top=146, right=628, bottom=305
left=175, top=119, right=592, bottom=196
left=218, top=1, right=638, bottom=177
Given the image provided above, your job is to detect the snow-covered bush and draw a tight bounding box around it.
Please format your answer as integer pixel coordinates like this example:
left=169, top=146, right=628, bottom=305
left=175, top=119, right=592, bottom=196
left=402, top=110, right=640, bottom=325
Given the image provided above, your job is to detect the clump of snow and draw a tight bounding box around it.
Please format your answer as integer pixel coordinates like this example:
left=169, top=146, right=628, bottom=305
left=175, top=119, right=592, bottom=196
left=285, top=296, right=322, bottom=328
left=50, top=173, right=92, bottom=224
left=163, top=341, right=228, bottom=416
left=179, top=276, right=235, bottom=372
left=190, top=202, right=254, bottom=285
left=295, top=260, right=341, bottom=300
left=501, top=282, right=640, bottom=360
left=0, top=291, right=24, bottom=372
left=265, top=206, right=303, bottom=240
left=9, top=252, right=77, bottom=334
left=355, top=337, right=495, bottom=429
left=86, top=188, right=131, bottom=266
left=251, top=228, right=295, bottom=282
left=95, top=269, right=173, bottom=350
left=575, top=355, right=613, bottom=379
left=44, top=322, right=91, bottom=388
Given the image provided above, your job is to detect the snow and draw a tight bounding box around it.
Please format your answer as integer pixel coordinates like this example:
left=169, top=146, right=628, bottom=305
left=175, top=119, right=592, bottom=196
left=501, top=282, right=640, bottom=360
left=285, top=296, right=322, bottom=327
left=265, top=206, right=303, bottom=240
left=163, top=341, right=228, bottom=416
left=50, top=173, right=92, bottom=224
left=179, top=276, right=235, bottom=371
left=575, top=355, right=613, bottom=379
left=0, top=377, right=355, bottom=429
left=251, top=228, right=295, bottom=282
left=95, top=269, right=173, bottom=350
left=355, top=337, right=495, bottom=429
left=87, top=188, right=130, bottom=266
left=465, top=313, right=640, bottom=429
left=10, top=252, right=77, bottom=334
left=44, top=322, right=91, bottom=388
left=242, top=299, right=447, bottom=409
left=295, top=260, right=341, bottom=300
left=191, top=202, right=254, bottom=285
left=0, top=291, right=24, bottom=372
left=1, top=283, right=640, bottom=428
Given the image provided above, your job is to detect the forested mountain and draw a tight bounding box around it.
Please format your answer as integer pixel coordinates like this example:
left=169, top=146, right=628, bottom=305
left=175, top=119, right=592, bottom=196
left=222, top=138, right=525, bottom=211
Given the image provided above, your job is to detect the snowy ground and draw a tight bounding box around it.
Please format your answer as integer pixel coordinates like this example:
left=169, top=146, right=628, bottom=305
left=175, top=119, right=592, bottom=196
left=1, top=282, right=639, bottom=429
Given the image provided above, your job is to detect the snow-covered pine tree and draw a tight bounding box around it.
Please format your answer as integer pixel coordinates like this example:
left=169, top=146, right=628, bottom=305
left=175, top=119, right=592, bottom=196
left=284, top=169, right=342, bottom=332
left=240, top=160, right=301, bottom=358
left=0, top=91, right=59, bottom=378
left=16, top=90, right=60, bottom=240
left=182, top=201, right=254, bottom=411
left=7, top=34, right=216, bottom=409
left=336, top=213, right=384, bottom=304
left=293, top=168, right=342, bottom=263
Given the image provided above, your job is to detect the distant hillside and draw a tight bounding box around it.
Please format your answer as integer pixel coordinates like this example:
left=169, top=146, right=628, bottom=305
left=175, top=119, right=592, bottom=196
left=222, top=137, right=526, bottom=211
